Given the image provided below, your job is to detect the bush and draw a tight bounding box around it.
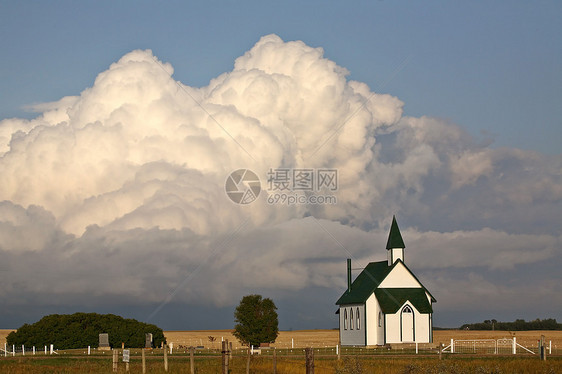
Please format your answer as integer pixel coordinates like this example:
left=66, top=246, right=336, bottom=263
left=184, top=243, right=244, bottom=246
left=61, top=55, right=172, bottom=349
left=6, top=312, right=165, bottom=349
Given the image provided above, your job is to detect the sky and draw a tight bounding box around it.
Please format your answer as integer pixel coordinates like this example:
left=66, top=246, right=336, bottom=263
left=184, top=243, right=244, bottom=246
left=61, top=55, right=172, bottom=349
left=0, top=1, right=561, bottom=331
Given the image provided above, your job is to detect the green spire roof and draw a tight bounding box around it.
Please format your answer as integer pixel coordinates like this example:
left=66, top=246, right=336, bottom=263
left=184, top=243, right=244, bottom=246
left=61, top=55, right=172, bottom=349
left=386, top=215, right=405, bottom=249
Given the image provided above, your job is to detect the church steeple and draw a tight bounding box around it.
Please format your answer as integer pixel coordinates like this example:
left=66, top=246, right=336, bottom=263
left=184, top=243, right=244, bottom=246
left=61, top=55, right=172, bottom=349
left=386, top=215, right=405, bottom=265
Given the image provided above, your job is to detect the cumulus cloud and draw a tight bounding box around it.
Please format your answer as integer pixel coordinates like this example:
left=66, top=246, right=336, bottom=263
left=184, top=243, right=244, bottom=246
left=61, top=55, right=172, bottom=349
left=0, top=34, right=560, bottom=327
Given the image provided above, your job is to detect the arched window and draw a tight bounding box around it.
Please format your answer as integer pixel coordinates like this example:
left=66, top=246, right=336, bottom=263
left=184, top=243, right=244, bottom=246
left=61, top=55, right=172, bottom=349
left=356, top=307, right=360, bottom=330
left=378, top=311, right=382, bottom=327
left=350, top=308, right=354, bottom=330
left=402, top=305, right=413, bottom=313
left=343, top=308, right=348, bottom=330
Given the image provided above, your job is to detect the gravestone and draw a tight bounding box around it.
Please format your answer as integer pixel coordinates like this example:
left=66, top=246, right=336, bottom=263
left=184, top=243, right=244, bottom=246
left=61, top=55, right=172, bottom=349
left=145, top=333, right=153, bottom=348
left=99, top=333, right=110, bottom=350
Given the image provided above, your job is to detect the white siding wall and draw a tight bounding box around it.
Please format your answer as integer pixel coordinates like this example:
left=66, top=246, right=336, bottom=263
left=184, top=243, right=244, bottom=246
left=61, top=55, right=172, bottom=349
left=385, top=311, right=401, bottom=343
left=378, top=263, right=421, bottom=288
left=415, top=309, right=431, bottom=343
left=384, top=302, right=432, bottom=344
left=365, top=294, right=385, bottom=345
left=391, top=248, right=404, bottom=263
left=339, top=304, right=365, bottom=346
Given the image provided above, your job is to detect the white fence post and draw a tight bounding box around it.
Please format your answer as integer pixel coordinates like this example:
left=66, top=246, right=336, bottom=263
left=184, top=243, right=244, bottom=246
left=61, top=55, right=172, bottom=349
left=33, top=346, right=36, bottom=355
left=291, top=338, right=294, bottom=349
left=4, top=343, right=6, bottom=357
left=450, top=338, right=454, bottom=353
left=416, top=342, right=418, bottom=354
left=22, top=345, right=25, bottom=356
left=512, top=337, right=516, bottom=355
left=549, top=340, right=551, bottom=355
left=45, top=345, right=47, bottom=355
left=50, top=344, right=54, bottom=355
left=88, top=346, right=91, bottom=355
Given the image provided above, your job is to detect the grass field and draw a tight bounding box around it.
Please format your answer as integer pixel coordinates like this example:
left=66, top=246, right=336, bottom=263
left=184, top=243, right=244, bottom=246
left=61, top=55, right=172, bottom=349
left=0, top=352, right=560, bottom=373
left=2, top=329, right=562, bottom=373
left=3, top=328, right=562, bottom=350
left=163, top=329, right=562, bottom=351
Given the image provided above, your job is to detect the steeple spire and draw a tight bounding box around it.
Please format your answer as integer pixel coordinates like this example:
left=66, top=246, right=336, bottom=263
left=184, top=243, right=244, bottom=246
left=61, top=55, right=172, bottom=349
left=386, top=215, right=405, bottom=249
left=386, top=215, right=405, bottom=265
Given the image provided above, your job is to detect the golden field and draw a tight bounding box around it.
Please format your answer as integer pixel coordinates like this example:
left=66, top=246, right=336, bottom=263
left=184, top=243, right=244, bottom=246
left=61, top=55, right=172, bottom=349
left=165, top=329, right=562, bottom=352
left=165, top=329, right=562, bottom=351
left=0, top=329, right=14, bottom=346
left=3, top=328, right=562, bottom=350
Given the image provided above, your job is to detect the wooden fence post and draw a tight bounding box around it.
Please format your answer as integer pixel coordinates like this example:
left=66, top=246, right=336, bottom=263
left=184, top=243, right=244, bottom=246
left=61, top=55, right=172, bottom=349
left=222, top=341, right=229, bottom=374
left=189, top=346, right=195, bottom=374
left=164, top=343, right=168, bottom=372
left=142, top=348, right=146, bottom=374
left=305, top=347, right=314, bottom=374
left=439, top=343, right=442, bottom=360
left=246, top=346, right=251, bottom=374
left=226, top=339, right=230, bottom=367
left=112, top=349, right=118, bottom=372
left=273, top=348, right=277, bottom=374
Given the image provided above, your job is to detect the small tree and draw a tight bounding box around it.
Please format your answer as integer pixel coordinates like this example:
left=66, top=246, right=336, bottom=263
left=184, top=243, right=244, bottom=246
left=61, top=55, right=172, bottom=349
left=233, top=294, right=279, bottom=347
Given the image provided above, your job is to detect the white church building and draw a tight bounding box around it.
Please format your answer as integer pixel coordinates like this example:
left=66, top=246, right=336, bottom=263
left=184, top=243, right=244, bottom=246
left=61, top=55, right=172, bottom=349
left=336, top=216, right=436, bottom=346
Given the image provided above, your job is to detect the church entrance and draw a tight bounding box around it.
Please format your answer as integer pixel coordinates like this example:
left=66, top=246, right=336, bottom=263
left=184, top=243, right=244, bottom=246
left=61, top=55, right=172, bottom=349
left=401, top=305, right=414, bottom=342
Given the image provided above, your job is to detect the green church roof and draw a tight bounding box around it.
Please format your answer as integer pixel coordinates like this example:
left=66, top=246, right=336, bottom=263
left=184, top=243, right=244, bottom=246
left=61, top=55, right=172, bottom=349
left=335, top=261, right=393, bottom=305
left=336, top=259, right=436, bottom=306
left=375, top=288, right=433, bottom=313
left=386, top=215, right=405, bottom=249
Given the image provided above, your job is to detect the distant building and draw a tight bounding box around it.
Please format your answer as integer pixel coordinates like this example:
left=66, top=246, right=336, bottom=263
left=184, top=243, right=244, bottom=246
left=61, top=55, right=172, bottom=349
left=336, top=216, right=435, bottom=346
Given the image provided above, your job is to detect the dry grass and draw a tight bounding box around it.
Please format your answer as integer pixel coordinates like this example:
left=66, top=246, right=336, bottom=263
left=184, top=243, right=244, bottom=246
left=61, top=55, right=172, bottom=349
left=434, top=330, right=562, bottom=351
left=0, top=329, right=15, bottom=346
left=0, top=355, right=561, bottom=373
left=163, top=329, right=562, bottom=351
left=4, top=328, right=561, bottom=352
left=164, top=329, right=339, bottom=350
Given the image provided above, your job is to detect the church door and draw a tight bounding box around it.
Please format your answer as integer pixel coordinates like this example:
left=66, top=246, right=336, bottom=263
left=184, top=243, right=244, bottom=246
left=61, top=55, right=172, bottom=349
left=401, top=305, right=414, bottom=342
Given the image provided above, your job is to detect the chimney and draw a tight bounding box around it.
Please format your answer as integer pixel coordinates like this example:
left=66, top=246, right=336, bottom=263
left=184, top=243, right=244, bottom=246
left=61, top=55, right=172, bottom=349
left=347, top=258, right=352, bottom=293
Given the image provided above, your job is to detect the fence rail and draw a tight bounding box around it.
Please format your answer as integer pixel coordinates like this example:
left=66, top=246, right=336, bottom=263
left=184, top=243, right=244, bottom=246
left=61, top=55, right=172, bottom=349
left=3, top=342, right=557, bottom=358
left=441, top=337, right=549, bottom=355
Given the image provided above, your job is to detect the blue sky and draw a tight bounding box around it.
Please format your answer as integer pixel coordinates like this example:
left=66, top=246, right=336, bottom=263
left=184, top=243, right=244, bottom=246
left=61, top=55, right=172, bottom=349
left=2, top=1, right=560, bottom=153
left=0, top=1, right=561, bottom=332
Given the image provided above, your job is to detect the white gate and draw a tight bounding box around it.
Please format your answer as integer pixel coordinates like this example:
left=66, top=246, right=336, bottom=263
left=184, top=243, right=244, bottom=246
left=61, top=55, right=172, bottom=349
left=442, top=337, right=536, bottom=355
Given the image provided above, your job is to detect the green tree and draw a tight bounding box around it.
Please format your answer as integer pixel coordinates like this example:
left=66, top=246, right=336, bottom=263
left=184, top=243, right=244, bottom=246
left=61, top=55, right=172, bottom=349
left=233, top=294, right=279, bottom=347
left=6, top=313, right=165, bottom=349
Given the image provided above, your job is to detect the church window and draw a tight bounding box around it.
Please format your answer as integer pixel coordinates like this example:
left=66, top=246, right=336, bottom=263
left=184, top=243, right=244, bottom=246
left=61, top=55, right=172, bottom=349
left=378, top=311, right=382, bottom=327
left=403, top=305, right=413, bottom=313
left=350, top=308, right=354, bottom=330
left=356, top=308, right=360, bottom=330
left=343, top=308, right=347, bottom=330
